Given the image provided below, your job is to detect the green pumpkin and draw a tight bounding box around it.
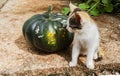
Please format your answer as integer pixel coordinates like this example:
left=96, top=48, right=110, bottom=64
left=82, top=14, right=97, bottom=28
left=23, top=6, right=73, bottom=52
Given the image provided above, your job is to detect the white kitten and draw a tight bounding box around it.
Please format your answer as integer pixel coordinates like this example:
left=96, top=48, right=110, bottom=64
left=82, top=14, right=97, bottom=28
left=66, top=3, right=100, bottom=69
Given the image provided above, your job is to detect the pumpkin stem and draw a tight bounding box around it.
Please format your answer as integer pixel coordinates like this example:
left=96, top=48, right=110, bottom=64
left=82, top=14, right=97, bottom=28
left=44, top=6, right=53, bottom=18
left=47, top=6, right=53, bottom=13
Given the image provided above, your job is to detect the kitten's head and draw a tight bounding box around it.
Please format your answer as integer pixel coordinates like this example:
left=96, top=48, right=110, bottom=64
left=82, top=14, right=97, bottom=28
left=67, top=3, right=90, bottom=32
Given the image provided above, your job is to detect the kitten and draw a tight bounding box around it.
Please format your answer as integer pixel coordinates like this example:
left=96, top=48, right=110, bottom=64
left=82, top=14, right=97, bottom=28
left=66, top=3, right=100, bottom=69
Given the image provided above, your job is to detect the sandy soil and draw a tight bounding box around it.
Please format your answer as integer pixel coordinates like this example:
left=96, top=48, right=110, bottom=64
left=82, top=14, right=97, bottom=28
left=0, top=0, right=120, bottom=75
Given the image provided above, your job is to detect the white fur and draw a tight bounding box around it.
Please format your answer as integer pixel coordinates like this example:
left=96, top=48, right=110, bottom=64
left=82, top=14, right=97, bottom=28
left=67, top=16, right=100, bottom=69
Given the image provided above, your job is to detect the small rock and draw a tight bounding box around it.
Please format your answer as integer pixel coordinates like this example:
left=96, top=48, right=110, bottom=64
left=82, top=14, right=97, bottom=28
left=110, top=34, right=118, bottom=39
left=115, top=71, right=120, bottom=75
left=101, top=70, right=112, bottom=75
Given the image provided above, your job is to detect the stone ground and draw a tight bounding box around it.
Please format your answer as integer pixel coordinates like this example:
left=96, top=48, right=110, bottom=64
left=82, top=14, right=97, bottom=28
left=0, top=0, right=120, bottom=75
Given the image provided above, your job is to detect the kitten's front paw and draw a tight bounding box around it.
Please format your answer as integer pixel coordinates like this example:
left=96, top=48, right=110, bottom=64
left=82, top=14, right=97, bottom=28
left=69, top=61, right=77, bottom=67
left=86, top=63, right=94, bottom=69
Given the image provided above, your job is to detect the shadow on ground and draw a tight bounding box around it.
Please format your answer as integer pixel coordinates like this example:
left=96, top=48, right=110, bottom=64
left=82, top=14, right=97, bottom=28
left=15, top=35, right=71, bottom=63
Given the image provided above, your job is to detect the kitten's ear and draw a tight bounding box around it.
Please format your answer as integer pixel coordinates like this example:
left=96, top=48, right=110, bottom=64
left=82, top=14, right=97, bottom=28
left=75, top=13, right=81, bottom=22
left=69, top=2, right=78, bottom=12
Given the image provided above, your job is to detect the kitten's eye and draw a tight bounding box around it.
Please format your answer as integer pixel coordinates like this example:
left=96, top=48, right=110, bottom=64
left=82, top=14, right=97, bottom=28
left=69, top=16, right=76, bottom=25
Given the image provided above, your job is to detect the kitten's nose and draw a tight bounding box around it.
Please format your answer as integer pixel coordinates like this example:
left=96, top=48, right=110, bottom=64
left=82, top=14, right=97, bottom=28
left=69, top=24, right=82, bottom=29
left=69, top=25, right=77, bottom=28
left=66, top=26, right=69, bottom=30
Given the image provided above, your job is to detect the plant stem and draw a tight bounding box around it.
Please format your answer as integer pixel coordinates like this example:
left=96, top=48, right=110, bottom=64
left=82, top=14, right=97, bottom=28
left=86, top=0, right=92, bottom=4
left=87, top=1, right=100, bottom=12
left=99, top=3, right=106, bottom=6
left=47, top=6, right=53, bottom=14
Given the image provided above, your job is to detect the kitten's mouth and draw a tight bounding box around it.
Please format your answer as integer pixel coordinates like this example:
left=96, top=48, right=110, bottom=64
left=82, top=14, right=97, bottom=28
left=69, top=25, right=82, bottom=29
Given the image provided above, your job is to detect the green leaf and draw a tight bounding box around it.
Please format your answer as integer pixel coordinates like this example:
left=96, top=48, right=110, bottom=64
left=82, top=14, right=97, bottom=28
left=74, top=3, right=78, bottom=6
left=98, top=6, right=105, bottom=13
left=104, top=4, right=113, bottom=12
left=78, top=3, right=90, bottom=10
left=102, top=0, right=111, bottom=4
left=86, top=0, right=92, bottom=4
left=61, top=7, right=70, bottom=15
left=90, top=8, right=99, bottom=16
left=93, top=0, right=100, bottom=2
